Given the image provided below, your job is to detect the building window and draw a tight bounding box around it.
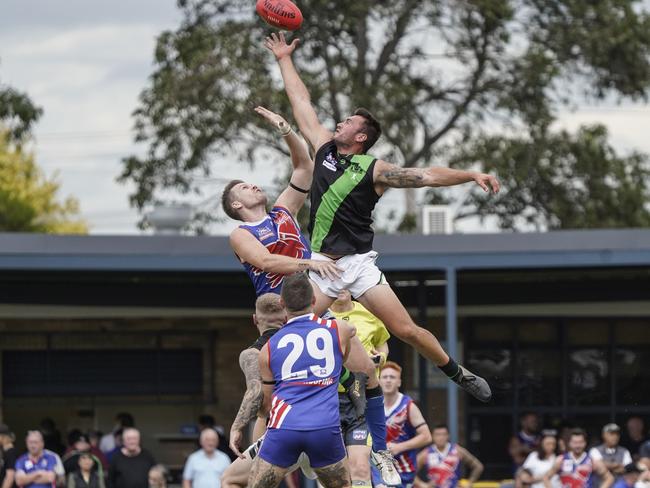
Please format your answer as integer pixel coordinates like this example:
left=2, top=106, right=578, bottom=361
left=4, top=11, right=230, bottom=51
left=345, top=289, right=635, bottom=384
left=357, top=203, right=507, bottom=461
left=3, top=349, right=203, bottom=397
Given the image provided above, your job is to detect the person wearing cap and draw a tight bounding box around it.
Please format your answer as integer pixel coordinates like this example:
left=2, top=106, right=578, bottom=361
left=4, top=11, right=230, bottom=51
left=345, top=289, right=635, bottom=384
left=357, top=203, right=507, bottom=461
left=612, top=464, right=644, bottom=488
left=0, top=424, right=18, bottom=488
left=589, top=424, right=632, bottom=482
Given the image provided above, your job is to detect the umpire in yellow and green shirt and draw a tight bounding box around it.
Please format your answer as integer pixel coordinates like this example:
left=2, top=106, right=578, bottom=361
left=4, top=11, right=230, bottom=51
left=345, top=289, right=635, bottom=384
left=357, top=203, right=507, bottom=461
left=330, top=289, right=390, bottom=488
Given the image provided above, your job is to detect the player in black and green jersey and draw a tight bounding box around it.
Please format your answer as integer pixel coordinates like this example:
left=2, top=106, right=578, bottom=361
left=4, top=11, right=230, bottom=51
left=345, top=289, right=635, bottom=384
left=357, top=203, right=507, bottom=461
left=264, top=32, right=500, bottom=404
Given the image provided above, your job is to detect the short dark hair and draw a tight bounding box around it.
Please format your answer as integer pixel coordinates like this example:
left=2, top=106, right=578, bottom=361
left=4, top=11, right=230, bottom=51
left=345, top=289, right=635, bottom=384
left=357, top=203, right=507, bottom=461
left=281, top=273, right=313, bottom=312
left=433, top=424, right=449, bottom=432
left=570, top=428, right=588, bottom=441
left=354, top=108, right=381, bottom=152
left=221, top=180, right=244, bottom=221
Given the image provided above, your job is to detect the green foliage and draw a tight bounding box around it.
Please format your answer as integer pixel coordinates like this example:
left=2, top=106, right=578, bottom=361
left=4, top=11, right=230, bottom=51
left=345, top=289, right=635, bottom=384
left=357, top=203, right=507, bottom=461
left=121, top=0, right=650, bottom=231
left=0, top=80, right=43, bottom=143
left=450, top=125, right=650, bottom=230
left=0, top=132, right=88, bottom=233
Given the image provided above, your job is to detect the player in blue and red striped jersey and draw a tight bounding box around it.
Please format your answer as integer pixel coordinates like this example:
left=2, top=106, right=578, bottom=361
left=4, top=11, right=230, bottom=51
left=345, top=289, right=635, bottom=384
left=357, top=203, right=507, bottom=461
left=224, top=106, right=341, bottom=296
left=251, top=273, right=355, bottom=488
left=415, top=425, right=483, bottom=488
left=372, top=362, right=432, bottom=488
left=544, top=429, right=613, bottom=488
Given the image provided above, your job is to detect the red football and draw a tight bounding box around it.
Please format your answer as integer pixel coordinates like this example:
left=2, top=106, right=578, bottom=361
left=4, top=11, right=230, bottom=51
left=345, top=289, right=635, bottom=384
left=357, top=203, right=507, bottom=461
left=256, top=0, right=303, bottom=31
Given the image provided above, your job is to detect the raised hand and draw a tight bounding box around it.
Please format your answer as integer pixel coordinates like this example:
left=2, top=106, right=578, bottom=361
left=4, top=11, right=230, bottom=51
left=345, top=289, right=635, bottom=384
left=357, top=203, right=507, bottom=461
left=254, top=106, right=290, bottom=135
left=264, top=32, right=299, bottom=60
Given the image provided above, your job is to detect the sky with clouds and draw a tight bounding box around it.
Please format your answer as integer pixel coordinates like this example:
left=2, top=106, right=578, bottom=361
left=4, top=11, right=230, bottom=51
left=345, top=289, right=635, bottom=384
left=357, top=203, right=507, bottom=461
left=1, top=0, right=649, bottom=235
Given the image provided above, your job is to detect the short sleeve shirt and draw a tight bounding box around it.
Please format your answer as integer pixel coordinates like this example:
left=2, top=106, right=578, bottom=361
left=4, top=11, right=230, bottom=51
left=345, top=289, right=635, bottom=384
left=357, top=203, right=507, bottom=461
left=331, top=301, right=390, bottom=353
left=15, top=452, right=58, bottom=488
left=0, top=447, right=18, bottom=487
left=182, top=449, right=231, bottom=488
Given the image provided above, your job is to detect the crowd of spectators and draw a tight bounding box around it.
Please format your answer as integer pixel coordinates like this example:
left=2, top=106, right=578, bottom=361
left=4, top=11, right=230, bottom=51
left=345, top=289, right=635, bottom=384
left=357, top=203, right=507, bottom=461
left=510, top=414, right=650, bottom=488
left=0, top=413, right=232, bottom=488
left=3, top=412, right=650, bottom=488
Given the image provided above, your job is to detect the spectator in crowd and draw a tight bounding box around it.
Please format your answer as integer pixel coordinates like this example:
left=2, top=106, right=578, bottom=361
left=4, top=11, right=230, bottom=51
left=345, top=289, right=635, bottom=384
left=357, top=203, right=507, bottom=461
left=612, top=464, right=643, bottom=488
left=15, top=431, right=59, bottom=488
left=621, top=418, right=647, bottom=461
left=108, top=428, right=155, bottom=488
left=197, top=417, right=235, bottom=462
left=543, top=429, right=613, bottom=488
left=100, top=414, right=134, bottom=455
left=0, top=424, right=18, bottom=488
left=589, top=424, right=632, bottom=482
left=510, top=413, right=542, bottom=470
left=62, top=433, right=105, bottom=475
left=183, top=429, right=230, bottom=488
left=147, top=466, right=168, bottom=488
left=416, top=424, right=483, bottom=488
left=516, top=430, right=560, bottom=488
left=85, top=434, right=107, bottom=472
left=66, top=453, right=104, bottom=488
left=39, top=419, right=65, bottom=457
left=104, top=431, right=123, bottom=465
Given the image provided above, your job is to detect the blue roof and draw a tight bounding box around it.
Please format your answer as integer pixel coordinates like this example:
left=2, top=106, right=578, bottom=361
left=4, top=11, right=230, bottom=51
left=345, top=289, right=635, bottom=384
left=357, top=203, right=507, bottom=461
left=0, top=229, right=649, bottom=272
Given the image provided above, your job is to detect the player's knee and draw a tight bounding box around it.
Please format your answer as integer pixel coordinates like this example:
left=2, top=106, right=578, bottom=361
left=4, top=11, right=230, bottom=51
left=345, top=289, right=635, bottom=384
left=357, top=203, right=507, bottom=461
left=391, top=319, right=420, bottom=344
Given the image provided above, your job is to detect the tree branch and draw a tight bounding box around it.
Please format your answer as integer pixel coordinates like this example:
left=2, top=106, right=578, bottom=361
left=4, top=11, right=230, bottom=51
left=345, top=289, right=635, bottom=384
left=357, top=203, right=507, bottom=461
left=405, top=27, right=491, bottom=167
left=315, top=32, right=343, bottom=122
left=372, top=0, right=421, bottom=85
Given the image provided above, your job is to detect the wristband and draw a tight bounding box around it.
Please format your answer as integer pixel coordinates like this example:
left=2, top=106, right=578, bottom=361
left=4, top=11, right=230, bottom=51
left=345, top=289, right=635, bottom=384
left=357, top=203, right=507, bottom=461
left=278, top=123, right=292, bottom=136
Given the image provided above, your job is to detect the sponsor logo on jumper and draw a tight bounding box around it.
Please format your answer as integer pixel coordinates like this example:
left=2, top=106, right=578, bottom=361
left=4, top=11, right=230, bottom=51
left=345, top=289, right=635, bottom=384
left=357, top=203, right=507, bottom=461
left=257, top=225, right=274, bottom=240
left=291, top=377, right=335, bottom=387
left=322, top=153, right=338, bottom=172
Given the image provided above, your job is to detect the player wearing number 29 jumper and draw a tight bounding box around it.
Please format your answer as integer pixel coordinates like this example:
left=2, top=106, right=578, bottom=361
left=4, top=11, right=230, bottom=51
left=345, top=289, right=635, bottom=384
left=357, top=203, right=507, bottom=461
left=264, top=32, right=497, bottom=404
left=250, top=273, right=355, bottom=488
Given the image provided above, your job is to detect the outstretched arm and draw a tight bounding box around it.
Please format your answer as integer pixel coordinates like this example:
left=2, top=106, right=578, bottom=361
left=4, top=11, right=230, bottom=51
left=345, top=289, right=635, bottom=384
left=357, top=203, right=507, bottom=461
left=229, top=348, right=264, bottom=458
left=373, top=159, right=500, bottom=194
left=264, top=32, right=333, bottom=150
left=230, top=227, right=341, bottom=280
left=254, top=106, right=313, bottom=216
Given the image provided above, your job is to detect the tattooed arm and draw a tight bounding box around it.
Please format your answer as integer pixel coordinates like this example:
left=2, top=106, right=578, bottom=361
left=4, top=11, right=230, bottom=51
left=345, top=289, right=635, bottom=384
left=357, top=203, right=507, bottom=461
left=229, top=348, right=264, bottom=458
left=373, top=159, right=500, bottom=194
